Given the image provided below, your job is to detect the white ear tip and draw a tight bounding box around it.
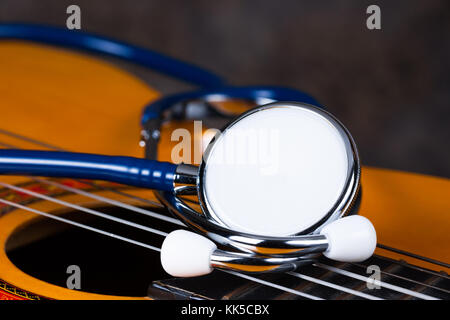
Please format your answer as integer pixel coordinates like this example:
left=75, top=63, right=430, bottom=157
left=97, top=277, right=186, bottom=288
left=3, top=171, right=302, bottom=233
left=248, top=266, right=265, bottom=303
left=160, top=230, right=217, bottom=277
left=320, top=215, right=377, bottom=262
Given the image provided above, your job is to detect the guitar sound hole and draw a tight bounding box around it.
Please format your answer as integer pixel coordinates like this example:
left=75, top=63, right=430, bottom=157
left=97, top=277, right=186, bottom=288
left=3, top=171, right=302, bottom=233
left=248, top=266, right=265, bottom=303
left=6, top=206, right=176, bottom=297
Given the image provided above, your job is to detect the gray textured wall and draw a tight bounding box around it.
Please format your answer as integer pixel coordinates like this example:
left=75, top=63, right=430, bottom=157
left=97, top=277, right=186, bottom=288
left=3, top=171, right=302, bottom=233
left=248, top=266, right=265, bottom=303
left=1, top=0, right=449, bottom=177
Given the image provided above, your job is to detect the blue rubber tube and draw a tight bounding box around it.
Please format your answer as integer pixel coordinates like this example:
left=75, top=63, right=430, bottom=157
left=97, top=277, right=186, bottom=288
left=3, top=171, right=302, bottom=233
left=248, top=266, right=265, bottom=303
left=141, top=85, right=321, bottom=124
left=0, top=23, right=224, bottom=88
left=0, top=150, right=177, bottom=191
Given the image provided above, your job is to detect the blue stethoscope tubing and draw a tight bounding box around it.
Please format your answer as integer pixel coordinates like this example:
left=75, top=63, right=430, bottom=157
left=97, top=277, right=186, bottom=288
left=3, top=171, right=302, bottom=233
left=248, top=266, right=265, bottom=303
left=0, top=23, right=320, bottom=192
left=141, top=85, right=320, bottom=124
left=0, top=150, right=177, bottom=191
left=0, top=23, right=224, bottom=88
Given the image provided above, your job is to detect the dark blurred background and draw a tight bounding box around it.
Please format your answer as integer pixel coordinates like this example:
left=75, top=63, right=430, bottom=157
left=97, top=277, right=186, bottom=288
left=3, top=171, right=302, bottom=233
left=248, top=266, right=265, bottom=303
left=1, top=0, right=449, bottom=177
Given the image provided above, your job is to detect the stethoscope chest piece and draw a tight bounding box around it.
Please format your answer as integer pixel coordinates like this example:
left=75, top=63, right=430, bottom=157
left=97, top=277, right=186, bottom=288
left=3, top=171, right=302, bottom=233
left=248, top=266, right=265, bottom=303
left=199, top=102, right=359, bottom=236
left=159, top=102, right=376, bottom=277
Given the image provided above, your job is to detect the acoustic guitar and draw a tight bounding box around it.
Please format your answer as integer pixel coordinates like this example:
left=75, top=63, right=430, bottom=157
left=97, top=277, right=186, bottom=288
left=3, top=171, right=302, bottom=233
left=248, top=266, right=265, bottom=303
left=0, top=41, right=448, bottom=300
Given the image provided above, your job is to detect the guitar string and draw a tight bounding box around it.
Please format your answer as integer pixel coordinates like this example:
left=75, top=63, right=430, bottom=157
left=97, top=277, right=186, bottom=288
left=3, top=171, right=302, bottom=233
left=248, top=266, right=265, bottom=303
left=0, top=136, right=446, bottom=299
left=349, top=262, right=450, bottom=294
left=0, top=179, right=384, bottom=299
left=1, top=128, right=446, bottom=271
left=17, top=175, right=450, bottom=293
left=0, top=198, right=161, bottom=252
left=314, top=263, right=439, bottom=300
left=0, top=181, right=169, bottom=237
left=33, top=177, right=183, bottom=226
left=0, top=181, right=441, bottom=300
left=222, top=270, right=323, bottom=300
left=0, top=129, right=63, bottom=151
left=376, top=243, right=450, bottom=269
left=0, top=197, right=323, bottom=300
left=0, top=174, right=388, bottom=299
left=286, top=271, right=382, bottom=300
left=31, top=176, right=440, bottom=299
left=370, top=255, right=449, bottom=280
left=0, top=181, right=377, bottom=299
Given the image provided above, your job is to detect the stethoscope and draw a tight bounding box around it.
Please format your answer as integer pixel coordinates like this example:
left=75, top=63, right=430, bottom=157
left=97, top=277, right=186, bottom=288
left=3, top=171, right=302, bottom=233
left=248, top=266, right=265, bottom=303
left=0, top=24, right=376, bottom=277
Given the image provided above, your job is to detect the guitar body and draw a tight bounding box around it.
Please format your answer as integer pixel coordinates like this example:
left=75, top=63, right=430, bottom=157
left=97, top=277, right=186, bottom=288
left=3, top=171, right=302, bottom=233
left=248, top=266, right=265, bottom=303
left=0, top=42, right=448, bottom=300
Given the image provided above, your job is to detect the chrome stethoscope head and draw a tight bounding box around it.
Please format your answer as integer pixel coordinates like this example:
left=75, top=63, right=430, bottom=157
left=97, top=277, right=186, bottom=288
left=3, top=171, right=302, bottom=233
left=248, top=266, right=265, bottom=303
left=157, top=102, right=376, bottom=277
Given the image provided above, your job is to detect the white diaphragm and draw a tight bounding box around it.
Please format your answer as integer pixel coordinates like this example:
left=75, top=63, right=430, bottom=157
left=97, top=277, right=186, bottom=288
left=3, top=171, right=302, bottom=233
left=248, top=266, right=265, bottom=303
left=202, top=105, right=350, bottom=236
